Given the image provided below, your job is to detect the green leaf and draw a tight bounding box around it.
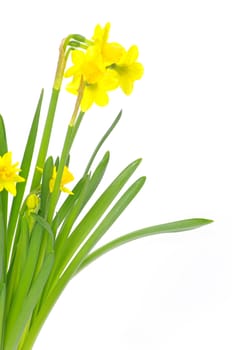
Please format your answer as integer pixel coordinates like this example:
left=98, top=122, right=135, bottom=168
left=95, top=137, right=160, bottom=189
left=5, top=216, right=29, bottom=318
left=84, top=110, right=122, bottom=175
left=84, top=150, right=110, bottom=205
left=54, top=175, right=90, bottom=248
left=0, top=115, right=8, bottom=233
left=62, top=176, right=147, bottom=278
left=0, top=114, right=8, bottom=155
left=5, top=223, right=45, bottom=341
left=78, top=218, right=214, bottom=272
left=7, top=90, right=44, bottom=266
left=53, top=158, right=142, bottom=284
left=0, top=282, right=6, bottom=349
left=40, top=156, right=53, bottom=216
left=52, top=175, right=89, bottom=234
left=52, top=150, right=109, bottom=235
left=33, top=214, right=54, bottom=254
left=0, top=195, right=6, bottom=283
left=55, top=150, right=110, bottom=243
left=25, top=176, right=146, bottom=345
left=41, top=175, right=90, bottom=300
left=4, top=253, right=54, bottom=350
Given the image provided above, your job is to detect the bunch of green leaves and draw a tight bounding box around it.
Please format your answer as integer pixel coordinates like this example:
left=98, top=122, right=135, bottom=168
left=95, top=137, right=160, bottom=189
left=0, top=94, right=212, bottom=349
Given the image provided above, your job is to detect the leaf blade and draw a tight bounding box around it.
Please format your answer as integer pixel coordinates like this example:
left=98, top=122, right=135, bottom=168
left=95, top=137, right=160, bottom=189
left=6, top=90, right=44, bottom=265
left=77, top=218, right=213, bottom=272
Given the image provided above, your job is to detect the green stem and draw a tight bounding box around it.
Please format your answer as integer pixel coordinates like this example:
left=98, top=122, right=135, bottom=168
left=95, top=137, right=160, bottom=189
left=30, top=88, right=60, bottom=191
left=30, top=37, right=69, bottom=191
left=47, top=111, right=84, bottom=223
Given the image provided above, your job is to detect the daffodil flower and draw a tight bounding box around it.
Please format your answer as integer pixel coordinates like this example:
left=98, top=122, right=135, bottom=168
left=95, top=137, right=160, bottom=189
left=49, top=165, right=74, bottom=195
left=80, top=69, right=119, bottom=111
left=65, top=46, right=105, bottom=87
left=65, top=45, right=119, bottom=111
left=0, top=152, right=25, bottom=196
left=93, top=22, right=125, bottom=66
left=111, top=45, right=144, bottom=95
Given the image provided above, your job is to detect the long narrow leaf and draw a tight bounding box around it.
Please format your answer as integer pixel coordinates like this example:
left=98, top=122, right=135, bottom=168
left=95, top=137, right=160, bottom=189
left=83, top=150, right=110, bottom=205
left=53, top=158, right=142, bottom=283
left=55, top=150, right=110, bottom=248
left=7, top=90, right=44, bottom=266
left=0, top=195, right=6, bottom=283
left=0, top=193, right=7, bottom=345
left=54, top=175, right=90, bottom=248
left=5, top=223, right=44, bottom=337
left=0, top=283, right=6, bottom=349
left=83, top=110, right=122, bottom=176
left=26, top=176, right=146, bottom=344
left=5, top=216, right=29, bottom=317
left=53, top=150, right=109, bottom=235
left=40, top=156, right=53, bottom=216
left=52, top=176, right=87, bottom=231
left=77, top=218, right=213, bottom=272
left=4, top=253, right=54, bottom=350
left=62, top=176, right=146, bottom=279
left=0, top=115, right=8, bottom=155
left=0, top=115, right=8, bottom=228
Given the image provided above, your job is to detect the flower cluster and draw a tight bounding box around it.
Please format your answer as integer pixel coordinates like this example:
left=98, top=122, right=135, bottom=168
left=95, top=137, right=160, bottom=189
left=65, top=23, right=144, bottom=111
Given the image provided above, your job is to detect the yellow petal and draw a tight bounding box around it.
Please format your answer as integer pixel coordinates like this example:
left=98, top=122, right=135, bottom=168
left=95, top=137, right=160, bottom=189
left=5, top=182, right=17, bottom=196
left=129, top=62, right=144, bottom=80
left=71, top=49, right=85, bottom=64
left=102, top=42, right=125, bottom=65
left=2, top=151, right=12, bottom=165
left=14, top=175, right=25, bottom=183
left=100, top=69, right=119, bottom=91
left=60, top=186, right=74, bottom=195
left=93, top=22, right=111, bottom=44
left=66, top=75, right=82, bottom=95
left=119, top=77, right=134, bottom=95
left=94, top=89, right=109, bottom=106
left=81, top=87, right=95, bottom=111
left=119, top=45, right=139, bottom=66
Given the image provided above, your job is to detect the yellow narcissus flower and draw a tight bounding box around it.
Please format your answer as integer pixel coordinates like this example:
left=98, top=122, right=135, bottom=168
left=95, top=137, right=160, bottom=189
left=0, top=152, right=25, bottom=196
left=112, top=45, right=144, bottom=95
left=65, top=46, right=118, bottom=111
left=49, top=166, right=74, bottom=195
left=65, top=46, right=105, bottom=87
left=92, top=22, right=125, bottom=66
left=80, top=69, right=118, bottom=111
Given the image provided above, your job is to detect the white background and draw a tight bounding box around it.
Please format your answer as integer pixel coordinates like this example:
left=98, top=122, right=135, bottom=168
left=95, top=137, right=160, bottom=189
left=1, top=0, right=232, bottom=349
